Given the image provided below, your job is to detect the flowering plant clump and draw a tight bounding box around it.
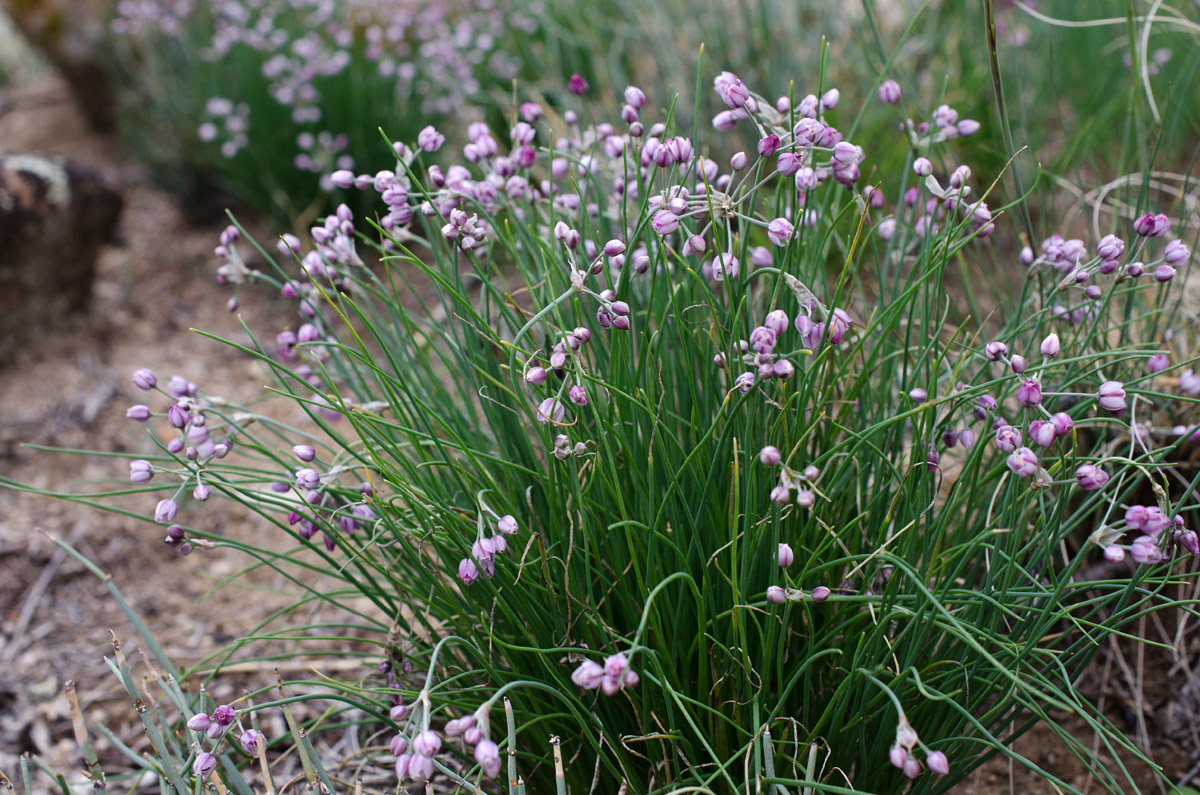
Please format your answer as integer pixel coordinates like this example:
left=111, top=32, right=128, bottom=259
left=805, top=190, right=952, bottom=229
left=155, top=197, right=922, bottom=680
left=12, top=65, right=1200, bottom=794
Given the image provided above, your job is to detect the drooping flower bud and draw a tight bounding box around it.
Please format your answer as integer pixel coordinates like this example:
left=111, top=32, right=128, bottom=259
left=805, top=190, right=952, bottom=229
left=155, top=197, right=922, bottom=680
left=474, top=739, right=501, bottom=778
left=193, top=753, right=217, bottom=779
left=1075, top=464, right=1109, bottom=491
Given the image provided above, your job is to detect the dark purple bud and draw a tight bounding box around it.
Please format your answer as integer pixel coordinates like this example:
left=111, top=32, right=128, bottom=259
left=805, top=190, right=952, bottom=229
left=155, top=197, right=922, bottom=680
left=132, top=368, right=157, bottom=391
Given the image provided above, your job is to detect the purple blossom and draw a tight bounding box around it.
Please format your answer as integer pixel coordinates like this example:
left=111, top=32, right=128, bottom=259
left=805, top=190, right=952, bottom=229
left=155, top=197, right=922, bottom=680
left=132, top=368, right=157, bottom=390
left=536, top=397, right=565, bottom=424
left=1097, top=381, right=1126, bottom=412
left=777, top=543, right=794, bottom=568
left=878, top=80, right=902, bottom=104
left=154, top=499, right=178, bottom=524
left=1006, top=447, right=1039, bottom=478
left=1075, top=464, right=1109, bottom=491
left=416, top=126, right=445, bottom=152
left=995, top=425, right=1022, bottom=453
left=193, top=753, right=217, bottom=779
left=240, top=730, right=264, bottom=754
left=474, top=740, right=501, bottom=778
left=1016, top=379, right=1042, bottom=407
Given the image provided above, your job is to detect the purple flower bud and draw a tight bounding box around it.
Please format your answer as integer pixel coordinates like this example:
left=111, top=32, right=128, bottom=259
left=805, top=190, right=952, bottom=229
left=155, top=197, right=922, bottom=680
left=1007, top=447, right=1039, bottom=478
left=417, top=125, right=445, bottom=152
left=1127, top=261, right=1145, bottom=278
left=569, top=385, right=588, bottom=406
left=1180, top=370, right=1200, bottom=394
left=130, top=459, right=153, bottom=483
left=330, top=170, right=355, bottom=189
left=709, top=252, right=740, bottom=281
left=295, top=468, right=321, bottom=490
left=1028, top=420, right=1056, bottom=448
left=1179, top=530, right=1199, bottom=556
left=913, top=157, right=932, bottom=177
left=193, top=752, right=217, bottom=779
left=777, top=543, right=794, bottom=568
left=984, top=341, right=1008, bottom=361
left=1016, top=379, right=1042, bottom=407
left=294, top=444, right=316, bottom=462
left=193, top=483, right=210, bottom=502
left=1010, top=354, right=1027, bottom=374
left=568, top=73, right=588, bottom=95
left=390, top=703, right=408, bottom=722
left=1147, top=353, right=1170, bottom=374
left=390, top=734, right=409, bottom=756
left=832, top=142, right=863, bottom=165
left=995, top=425, right=1022, bottom=452
left=927, top=751, right=949, bottom=776
left=474, top=740, right=501, bottom=778
left=1133, top=212, right=1170, bottom=238
left=811, top=585, right=831, bottom=602
left=497, top=515, right=518, bottom=535
left=1164, top=240, right=1189, bottom=265
left=394, top=754, right=412, bottom=781
left=240, top=730, right=263, bottom=754
left=776, top=152, right=802, bottom=176
left=1097, top=381, right=1126, bottom=412
left=571, top=660, right=605, bottom=689
left=1040, top=332, right=1060, bottom=359
left=759, top=446, right=782, bottom=466
left=1075, top=464, right=1109, bottom=491
left=212, top=704, right=236, bottom=725
left=650, top=209, right=680, bottom=235
left=187, top=713, right=211, bottom=732
left=1048, top=412, right=1072, bottom=437
left=412, top=730, right=441, bottom=758
left=957, top=119, right=981, bottom=136
left=767, top=217, right=794, bottom=247
left=409, top=755, right=434, bottom=781
left=1130, top=535, right=1165, bottom=565
left=206, top=721, right=223, bottom=739
left=757, top=134, right=781, bottom=158
left=126, top=404, right=151, bottom=421
left=154, top=499, right=178, bottom=524
left=132, top=368, right=157, bottom=390
left=960, top=428, right=977, bottom=448
left=766, top=586, right=786, bottom=604
left=796, top=489, right=815, bottom=508
left=903, top=757, right=922, bottom=778
left=770, top=485, right=790, bottom=504
left=908, top=387, right=927, bottom=403
left=889, top=746, right=907, bottom=769
left=1155, top=264, right=1176, bottom=282
left=878, top=80, right=902, bottom=104
left=458, top=558, right=479, bottom=585
left=624, top=86, right=646, bottom=108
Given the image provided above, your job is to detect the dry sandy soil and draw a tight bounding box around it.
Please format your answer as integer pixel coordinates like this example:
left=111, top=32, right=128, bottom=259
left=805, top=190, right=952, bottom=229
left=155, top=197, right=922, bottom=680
left=0, top=77, right=1197, bottom=795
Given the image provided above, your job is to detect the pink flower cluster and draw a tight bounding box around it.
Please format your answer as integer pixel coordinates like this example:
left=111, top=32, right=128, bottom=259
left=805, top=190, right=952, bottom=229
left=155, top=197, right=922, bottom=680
left=570, top=652, right=639, bottom=695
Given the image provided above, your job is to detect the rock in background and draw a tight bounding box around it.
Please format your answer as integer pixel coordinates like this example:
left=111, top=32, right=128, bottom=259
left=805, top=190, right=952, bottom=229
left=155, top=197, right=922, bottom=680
left=0, top=154, right=122, bottom=363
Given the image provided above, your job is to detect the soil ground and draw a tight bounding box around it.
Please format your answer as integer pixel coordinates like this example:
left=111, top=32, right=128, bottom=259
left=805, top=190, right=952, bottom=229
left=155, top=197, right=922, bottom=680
left=1, top=77, right=1197, bottom=795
